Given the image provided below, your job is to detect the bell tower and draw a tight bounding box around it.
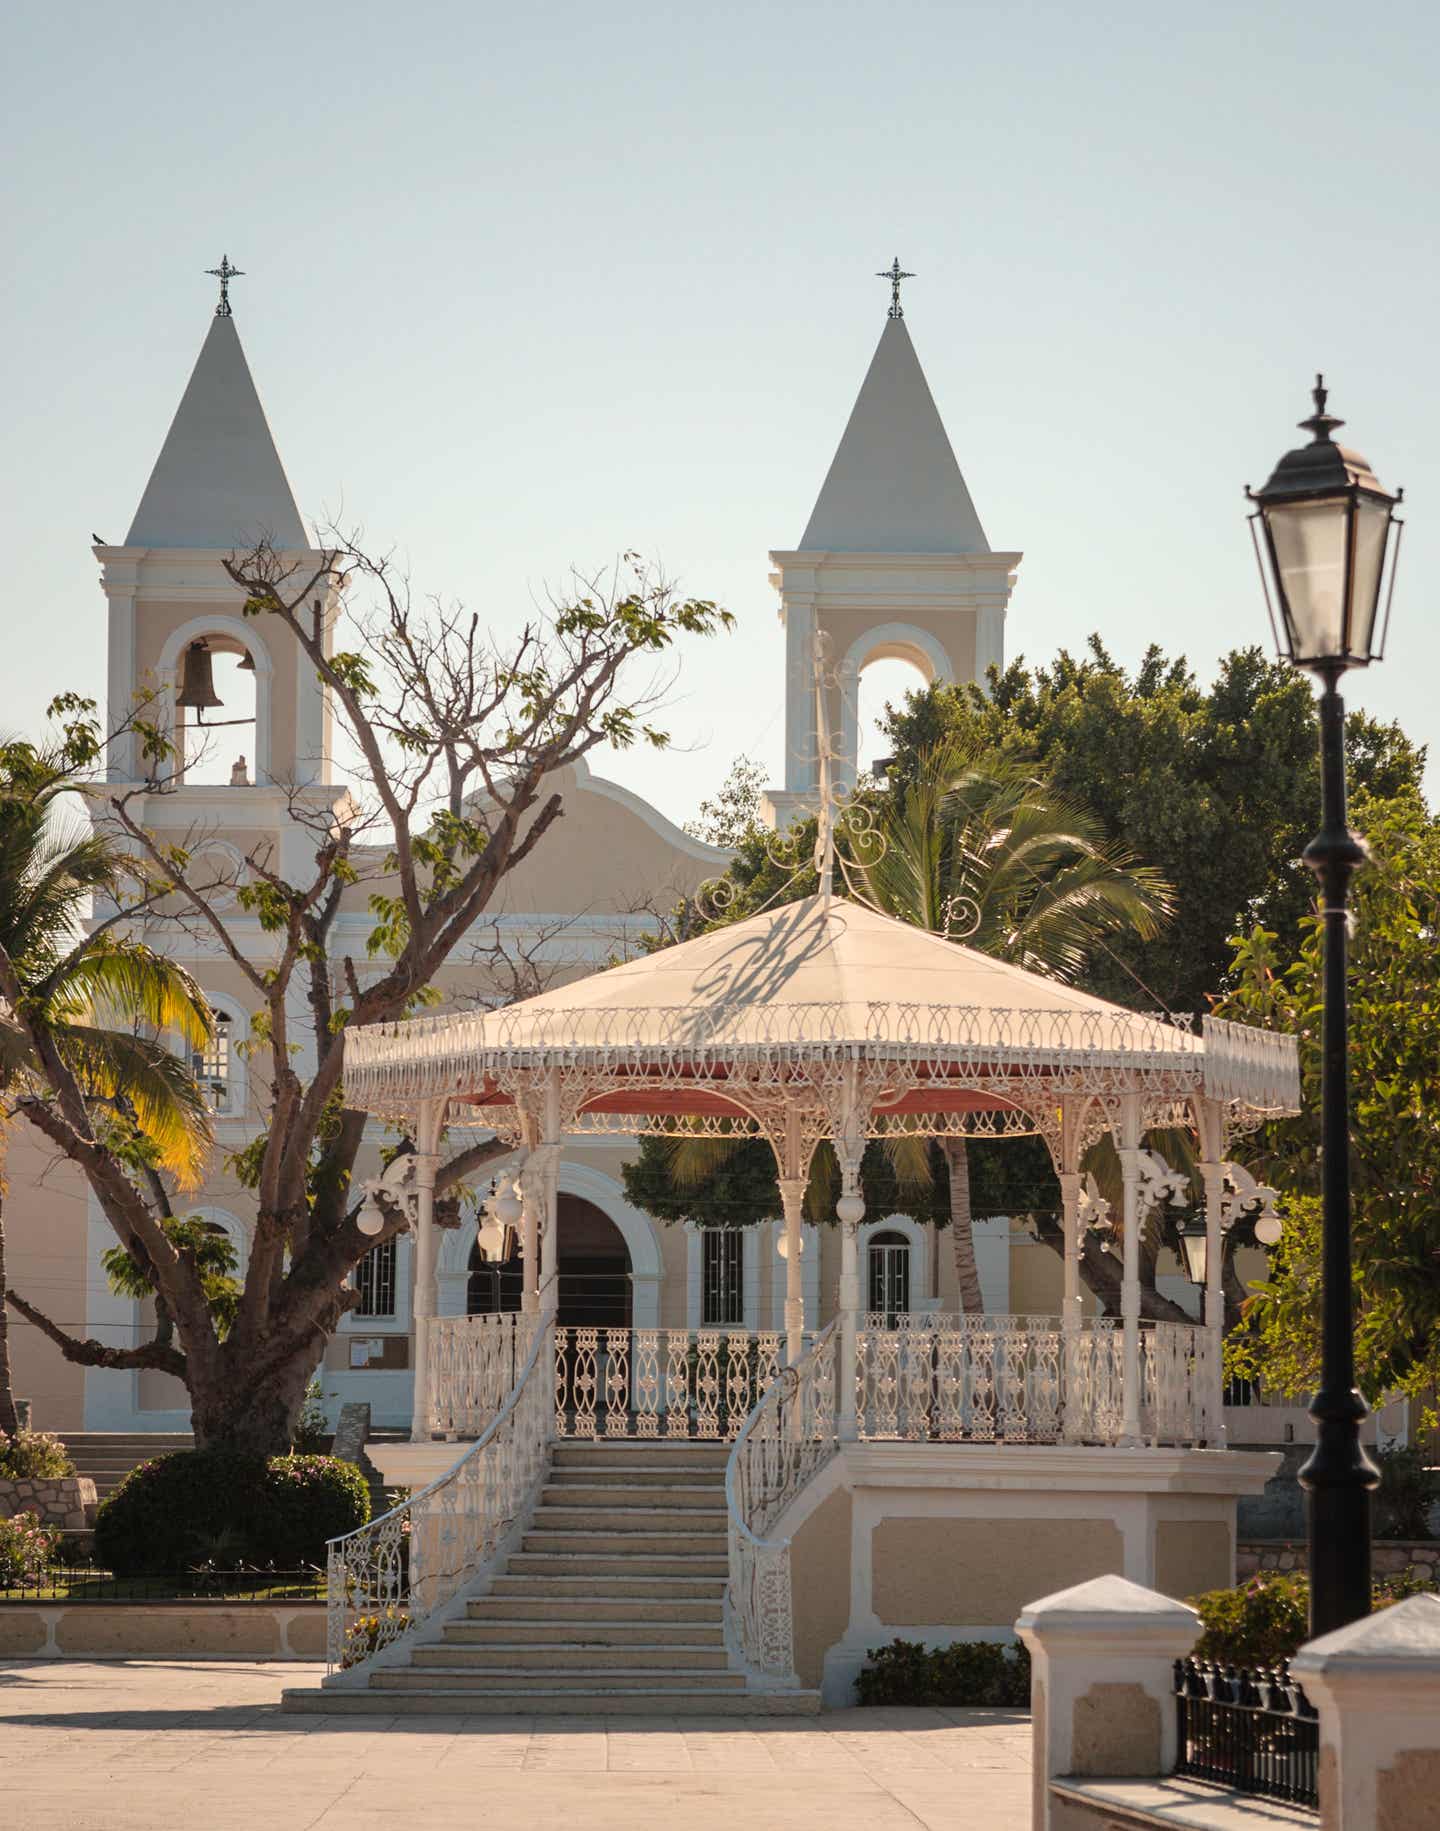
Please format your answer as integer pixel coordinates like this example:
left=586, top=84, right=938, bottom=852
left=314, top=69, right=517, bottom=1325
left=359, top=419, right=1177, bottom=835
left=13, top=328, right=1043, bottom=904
left=763, top=271, right=1022, bottom=828
left=95, top=261, right=340, bottom=799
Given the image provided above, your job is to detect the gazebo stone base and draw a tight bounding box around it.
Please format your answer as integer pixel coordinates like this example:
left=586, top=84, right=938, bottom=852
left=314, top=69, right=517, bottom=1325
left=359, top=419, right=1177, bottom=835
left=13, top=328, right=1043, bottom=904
left=768, top=1442, right=1279, bottom=1707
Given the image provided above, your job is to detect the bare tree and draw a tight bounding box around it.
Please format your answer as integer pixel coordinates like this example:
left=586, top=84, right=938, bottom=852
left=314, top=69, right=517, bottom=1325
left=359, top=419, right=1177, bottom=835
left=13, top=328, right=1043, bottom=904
left=5, top=537, right=732, bottom=1454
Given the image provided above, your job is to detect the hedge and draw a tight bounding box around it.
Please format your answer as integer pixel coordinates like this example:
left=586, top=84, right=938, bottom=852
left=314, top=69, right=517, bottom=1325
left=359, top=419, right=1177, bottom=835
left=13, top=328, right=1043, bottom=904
left=94, top=1448, right=369, bottom=1576
left=856, top=1637, right=1031, bottom=1707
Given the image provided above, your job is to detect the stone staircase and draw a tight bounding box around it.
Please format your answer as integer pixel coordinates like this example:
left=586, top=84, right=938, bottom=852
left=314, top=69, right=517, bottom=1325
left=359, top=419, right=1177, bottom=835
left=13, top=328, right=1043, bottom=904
left=284, top=1439, right=820, bottom=1715
left=61, top=1432, right=194, bottom=1503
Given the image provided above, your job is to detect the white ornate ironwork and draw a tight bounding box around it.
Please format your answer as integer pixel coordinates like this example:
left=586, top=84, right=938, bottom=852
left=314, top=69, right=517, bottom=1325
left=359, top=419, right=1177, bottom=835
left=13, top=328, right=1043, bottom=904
left=726, top=1322, right=839, bottom=1681
left=552, top=1326, right=782, bottom=1440
left=426, top=1312, right=538, bottom=1438
left=854, top=1314, right=1215, bottom=1447
left=325, top=1321, right=551, bottom=1676
left=343, top=1001, right=1299, bottom=1150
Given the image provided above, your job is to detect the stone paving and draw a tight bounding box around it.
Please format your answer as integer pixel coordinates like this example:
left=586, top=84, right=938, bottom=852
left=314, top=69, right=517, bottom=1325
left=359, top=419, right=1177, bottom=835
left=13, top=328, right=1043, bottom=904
left=0, top=1660, right=1032, bottom=1830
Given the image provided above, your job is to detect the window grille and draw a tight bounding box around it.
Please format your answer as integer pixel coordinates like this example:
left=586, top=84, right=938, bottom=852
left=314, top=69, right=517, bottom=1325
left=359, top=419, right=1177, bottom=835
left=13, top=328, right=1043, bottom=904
left=701, top=1229, right=744, bottom=1326
left=192, top=1011, right=234, bottom=1115
left=356, top=1238, right=397, bottom=1318
left=867, top=1231, right=911, bottom=1326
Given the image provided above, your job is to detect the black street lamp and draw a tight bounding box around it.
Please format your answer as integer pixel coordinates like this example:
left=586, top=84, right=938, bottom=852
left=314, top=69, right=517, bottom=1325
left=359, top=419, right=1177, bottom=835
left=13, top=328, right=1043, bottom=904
left=1247, top=375, right=1404, bottom=1638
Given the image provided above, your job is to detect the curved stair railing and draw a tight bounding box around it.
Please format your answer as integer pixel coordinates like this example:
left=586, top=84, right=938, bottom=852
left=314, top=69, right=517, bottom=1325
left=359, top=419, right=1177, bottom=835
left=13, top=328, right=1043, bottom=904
left=724, top=1322, right=838, bottom=1684
left=325, top=1320, right=552, bottom=1678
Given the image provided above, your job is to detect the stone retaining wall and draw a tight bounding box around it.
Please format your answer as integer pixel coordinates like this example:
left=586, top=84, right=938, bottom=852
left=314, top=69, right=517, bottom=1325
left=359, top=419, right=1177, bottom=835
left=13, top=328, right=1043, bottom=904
left=0, top=1476, right=97, bottom=1532
left=0, top=1604, right=325, bottom=1660
left=1238, top=1539, right=1440, bottom=1584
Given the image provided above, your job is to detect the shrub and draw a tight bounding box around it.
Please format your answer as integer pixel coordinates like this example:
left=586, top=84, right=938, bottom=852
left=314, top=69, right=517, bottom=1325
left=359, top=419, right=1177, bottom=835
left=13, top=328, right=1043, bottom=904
left=1373, top=1445, right=1439, bottom=1539
left=0, top=1512, right=57, bottom=1586
left=265, top=1456, right=370, bottom=1566
left=94, top=1449, right=370, bottom=1577
left=1190, top=1569, right=1440, bottom=1666
left=856, top=1637, right=1031, bottom=1708
left=290, top=1377, right=330, bottom=1454
left=0, top=1428, right=76, bottom=1480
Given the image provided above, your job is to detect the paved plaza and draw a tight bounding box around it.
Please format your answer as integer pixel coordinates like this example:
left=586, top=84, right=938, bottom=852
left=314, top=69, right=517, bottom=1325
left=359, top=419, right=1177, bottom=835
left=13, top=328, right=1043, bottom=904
left=0, top=1660, right=1031, bottom=1831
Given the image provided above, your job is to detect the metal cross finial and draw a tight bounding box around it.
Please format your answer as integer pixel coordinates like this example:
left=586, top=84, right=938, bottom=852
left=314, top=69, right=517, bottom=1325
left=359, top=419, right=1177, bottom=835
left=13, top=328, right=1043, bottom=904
left=876, top=256, right=915, bottom=319
left=205, top=255, right=244, bottom=318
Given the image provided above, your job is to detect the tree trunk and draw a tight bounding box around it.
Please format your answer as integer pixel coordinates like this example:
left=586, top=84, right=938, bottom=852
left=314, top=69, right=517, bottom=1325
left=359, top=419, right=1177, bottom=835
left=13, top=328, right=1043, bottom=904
left=0, top=1187, right=19, bottom=1438
left=187, top=1345, right=315, bottom=1457
left=944, top=1138, right=986, bottom=1316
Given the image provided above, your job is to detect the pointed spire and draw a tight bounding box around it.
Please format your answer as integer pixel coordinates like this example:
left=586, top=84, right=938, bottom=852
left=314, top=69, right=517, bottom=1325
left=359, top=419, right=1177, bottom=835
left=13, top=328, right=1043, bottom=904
left=123, top=312, right=307, bottom=550
left=799, top=314, right=989, bottom=555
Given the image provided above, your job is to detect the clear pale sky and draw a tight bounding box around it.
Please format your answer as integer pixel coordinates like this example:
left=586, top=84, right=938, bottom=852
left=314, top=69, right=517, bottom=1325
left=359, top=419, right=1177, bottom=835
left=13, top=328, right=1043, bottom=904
left=7, top=0, right=1438, bottom=821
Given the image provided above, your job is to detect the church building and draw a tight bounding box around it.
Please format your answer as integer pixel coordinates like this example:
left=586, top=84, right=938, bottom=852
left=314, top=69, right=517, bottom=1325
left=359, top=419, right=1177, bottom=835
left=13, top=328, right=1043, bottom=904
left=5, top=265, right=1171, bottom=1442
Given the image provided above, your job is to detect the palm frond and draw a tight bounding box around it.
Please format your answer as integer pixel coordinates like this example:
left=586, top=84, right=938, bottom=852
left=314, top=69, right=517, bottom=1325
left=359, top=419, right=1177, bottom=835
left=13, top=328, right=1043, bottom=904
left=55, top=1025, right=214, bottom=1187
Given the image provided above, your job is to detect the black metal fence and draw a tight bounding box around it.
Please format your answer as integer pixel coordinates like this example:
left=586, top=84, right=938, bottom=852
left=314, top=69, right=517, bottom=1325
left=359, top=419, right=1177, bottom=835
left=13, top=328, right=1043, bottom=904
left=0, top=1561, right=324, bottom=1604
left=1174, top=1658, right=1319, bottom=1810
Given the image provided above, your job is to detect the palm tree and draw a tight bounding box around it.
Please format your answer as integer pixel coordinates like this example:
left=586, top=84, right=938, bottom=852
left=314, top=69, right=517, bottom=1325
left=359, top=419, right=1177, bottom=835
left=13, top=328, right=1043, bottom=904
left=845, top=743, right=1174, bottom=1314
left=0, top=741, right=213, bottom=1434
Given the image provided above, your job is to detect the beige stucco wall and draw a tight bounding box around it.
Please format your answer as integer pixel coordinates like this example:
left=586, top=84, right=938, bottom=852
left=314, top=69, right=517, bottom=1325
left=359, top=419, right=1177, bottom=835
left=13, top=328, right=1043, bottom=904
left=0, top=1605, right=323, bottom=1659
left=3, top=1128, right=89, bottom=1431
left=871, top=1516, right=1123, bottom=1629
left=789, top=1485, right=853, bottom=1689
left=1154, top=1519, right=1232, bottom=1600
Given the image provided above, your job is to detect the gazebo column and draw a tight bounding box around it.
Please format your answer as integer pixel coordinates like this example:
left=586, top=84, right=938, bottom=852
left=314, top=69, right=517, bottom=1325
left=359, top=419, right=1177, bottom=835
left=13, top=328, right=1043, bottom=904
left=515, top=1147, right=540, bottom=1315
left=777, top=1104, right=810, bottom=1365
left=779, top=1179, right=807, bottom=1364
left=1117, top=1094, right=1145, bottom=1446
left=834, top=1102, right=866, bottom=1442
left=537, top=1071, right=563, bottom=1320
left=1057, top=1170, right=1084, bottom=1442
left=1197, top=1096, right=1229, bottom=1446
left=409, top=1099, right=446, bottom=1444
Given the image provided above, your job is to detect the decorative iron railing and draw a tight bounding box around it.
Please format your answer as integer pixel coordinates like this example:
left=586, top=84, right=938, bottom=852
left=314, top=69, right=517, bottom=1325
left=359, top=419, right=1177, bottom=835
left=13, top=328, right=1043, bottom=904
left=855, top=1315, right=1219, bottom=1447
left=1174, top=1658, right=1319, bottom=1810
left=325, top=1321, right=552, bottom=1676
left=427, top=1311, right=538, bottom=1437
left=725, top=1322, right=838, bottom=1681
left=552, top=1326, right=783, bottom=1440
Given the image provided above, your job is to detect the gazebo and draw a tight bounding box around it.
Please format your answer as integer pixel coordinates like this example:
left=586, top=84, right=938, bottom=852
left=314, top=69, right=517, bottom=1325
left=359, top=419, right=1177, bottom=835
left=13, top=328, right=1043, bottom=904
left=344, top=889, right=1300, bottom=1452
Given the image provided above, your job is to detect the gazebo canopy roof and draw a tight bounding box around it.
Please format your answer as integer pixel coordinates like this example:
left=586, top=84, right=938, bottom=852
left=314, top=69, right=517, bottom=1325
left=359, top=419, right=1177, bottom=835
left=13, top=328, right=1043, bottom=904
left=344, top=897, right=1301, bottom=1142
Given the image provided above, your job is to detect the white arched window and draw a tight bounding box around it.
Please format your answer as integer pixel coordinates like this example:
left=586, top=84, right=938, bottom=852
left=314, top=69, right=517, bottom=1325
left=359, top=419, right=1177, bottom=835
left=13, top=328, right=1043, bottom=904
left=867, top=1229, right=911, bottom=1327
left=191, top=1006, right=237, bottom=1116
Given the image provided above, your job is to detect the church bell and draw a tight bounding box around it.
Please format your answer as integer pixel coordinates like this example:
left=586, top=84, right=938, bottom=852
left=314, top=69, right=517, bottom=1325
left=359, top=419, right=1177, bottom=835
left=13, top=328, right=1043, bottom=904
left=176, top=639, right=223, bottom=712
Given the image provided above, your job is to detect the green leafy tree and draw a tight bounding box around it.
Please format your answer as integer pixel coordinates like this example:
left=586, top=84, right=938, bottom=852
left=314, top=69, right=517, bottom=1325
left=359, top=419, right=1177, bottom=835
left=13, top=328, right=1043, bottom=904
left=847, top=742, right=1173, bottom=1311
left=5, top=540, right=733, bottom=1455
left=1215, top=789, right=1440, bottom=1406
left=0, top=737, right=213, bottom=1433
left=627, top=741, right=1171, bottom=1316
left=881, top=640, right=1424, bottom=1012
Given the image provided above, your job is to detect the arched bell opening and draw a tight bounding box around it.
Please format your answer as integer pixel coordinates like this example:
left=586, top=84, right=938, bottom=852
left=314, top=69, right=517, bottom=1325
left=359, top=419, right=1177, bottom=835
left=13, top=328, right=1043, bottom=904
left=172, top=629, right=262, bottom=787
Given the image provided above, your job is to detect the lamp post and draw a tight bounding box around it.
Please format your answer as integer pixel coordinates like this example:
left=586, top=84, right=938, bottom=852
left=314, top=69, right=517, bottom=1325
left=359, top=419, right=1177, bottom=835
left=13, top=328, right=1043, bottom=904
left=1247, top=375, right=1404, bottom=1637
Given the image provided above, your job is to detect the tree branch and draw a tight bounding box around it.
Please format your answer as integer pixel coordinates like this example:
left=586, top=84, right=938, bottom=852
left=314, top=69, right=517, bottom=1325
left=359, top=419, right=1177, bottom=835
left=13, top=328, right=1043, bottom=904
left=5, top=1289, right=186, bottom=1377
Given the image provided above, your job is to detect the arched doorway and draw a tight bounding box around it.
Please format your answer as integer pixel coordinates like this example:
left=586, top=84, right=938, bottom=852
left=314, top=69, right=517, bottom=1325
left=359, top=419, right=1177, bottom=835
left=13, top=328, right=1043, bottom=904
left=556, top=1194, right=633, bottom=1328
left=464, top=1192, right=633, bottom=1325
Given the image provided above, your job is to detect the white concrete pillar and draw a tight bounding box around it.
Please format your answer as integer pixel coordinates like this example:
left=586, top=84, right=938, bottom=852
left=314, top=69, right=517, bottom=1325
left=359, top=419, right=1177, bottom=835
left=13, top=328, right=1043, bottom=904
left=1292, top=1593, right=1440, bottom=1831
left=1117, top=1096, right=1143, bottom=1446
left=1016, top=1575, right=1200, bottom=1830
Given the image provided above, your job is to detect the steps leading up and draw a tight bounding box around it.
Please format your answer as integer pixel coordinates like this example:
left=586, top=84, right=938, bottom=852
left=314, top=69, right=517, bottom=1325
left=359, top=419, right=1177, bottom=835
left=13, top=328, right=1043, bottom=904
left=284, top=1438, right=819, bottom=1716
left=60, top=1432, right=194, bottom=1502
